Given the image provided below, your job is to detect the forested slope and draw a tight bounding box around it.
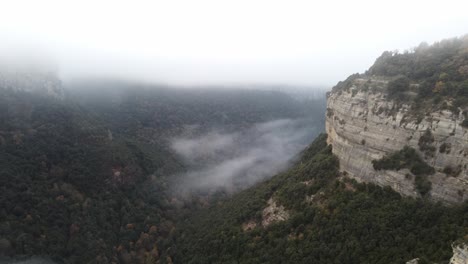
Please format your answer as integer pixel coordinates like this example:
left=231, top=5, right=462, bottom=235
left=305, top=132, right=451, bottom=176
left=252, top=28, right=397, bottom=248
left=0, top=81, right=324, bottom=263
left=0, top=88, right=183, bottom=263
left=174, top=135, right=467, bottom=264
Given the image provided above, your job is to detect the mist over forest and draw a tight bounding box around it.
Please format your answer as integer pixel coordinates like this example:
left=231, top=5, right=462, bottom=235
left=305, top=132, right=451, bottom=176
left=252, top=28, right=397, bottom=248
left=0, top=69, right=327, bottom=263
left=63, top=79, right=326, bottom=193
left=171, top=117, right=322, bottom=193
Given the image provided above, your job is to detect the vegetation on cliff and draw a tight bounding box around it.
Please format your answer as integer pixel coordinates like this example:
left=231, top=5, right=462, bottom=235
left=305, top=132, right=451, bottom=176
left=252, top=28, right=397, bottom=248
left=372, top=146, right=435, bottom=176
left=372, top=146, right=435, bottom=196
left=332, top=36, right=468, bottom=124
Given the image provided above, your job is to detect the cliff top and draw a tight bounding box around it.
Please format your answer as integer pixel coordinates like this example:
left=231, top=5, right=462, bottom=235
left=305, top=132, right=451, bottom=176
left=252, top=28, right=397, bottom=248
left=331, top=35, right=468, bottom=126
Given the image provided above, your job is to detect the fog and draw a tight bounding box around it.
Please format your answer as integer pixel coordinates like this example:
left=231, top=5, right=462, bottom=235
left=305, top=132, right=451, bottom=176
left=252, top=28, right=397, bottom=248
left=0, top=0, right=467, bottom=87
left=171, top=118, right=321, bottom=192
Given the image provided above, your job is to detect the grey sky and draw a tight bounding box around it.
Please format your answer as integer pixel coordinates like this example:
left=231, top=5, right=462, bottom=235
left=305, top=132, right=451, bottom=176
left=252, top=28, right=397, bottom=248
left=1, top=0, right=467, bottom=86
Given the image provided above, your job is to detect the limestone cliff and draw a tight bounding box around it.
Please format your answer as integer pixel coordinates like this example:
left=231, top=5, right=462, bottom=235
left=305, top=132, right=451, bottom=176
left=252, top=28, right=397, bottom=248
left=326, top=77, right=467, bottom=204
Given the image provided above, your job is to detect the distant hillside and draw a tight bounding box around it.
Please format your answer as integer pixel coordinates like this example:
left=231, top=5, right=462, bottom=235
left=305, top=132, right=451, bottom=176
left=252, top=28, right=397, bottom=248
left=67, top=80, right=319, bottom=131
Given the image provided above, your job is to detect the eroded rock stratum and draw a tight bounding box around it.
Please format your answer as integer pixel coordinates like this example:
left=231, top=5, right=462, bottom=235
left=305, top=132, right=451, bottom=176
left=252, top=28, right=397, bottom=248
left=326, top=77, right=467, bottom=204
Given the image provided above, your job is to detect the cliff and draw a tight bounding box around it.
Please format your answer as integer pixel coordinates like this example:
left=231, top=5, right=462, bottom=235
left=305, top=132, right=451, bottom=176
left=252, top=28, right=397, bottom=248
left=326, top=77, right=467, bottom=204
left=326, top=37, right=468, bottom=204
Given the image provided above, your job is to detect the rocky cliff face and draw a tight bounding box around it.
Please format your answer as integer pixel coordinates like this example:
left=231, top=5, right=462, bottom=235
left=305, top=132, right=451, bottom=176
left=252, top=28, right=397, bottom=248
left=326, top=77, right=467, bottom=204
left=450, top=244, right=468, bottom=264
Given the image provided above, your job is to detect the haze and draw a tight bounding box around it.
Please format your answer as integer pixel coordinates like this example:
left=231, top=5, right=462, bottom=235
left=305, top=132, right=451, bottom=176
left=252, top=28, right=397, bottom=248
left=1, top=0, right=468, bottom=86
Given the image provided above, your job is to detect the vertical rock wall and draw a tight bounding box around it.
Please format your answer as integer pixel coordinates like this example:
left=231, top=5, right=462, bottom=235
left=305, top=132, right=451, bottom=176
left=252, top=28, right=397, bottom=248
left=326, top=78, right=468, bottom=204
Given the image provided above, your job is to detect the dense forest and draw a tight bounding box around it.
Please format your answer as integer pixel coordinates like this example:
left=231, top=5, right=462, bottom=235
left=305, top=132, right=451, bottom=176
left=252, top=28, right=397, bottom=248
left=0, top=80, right=325, bottom=263
left=0, top=88, right=180, bottom=263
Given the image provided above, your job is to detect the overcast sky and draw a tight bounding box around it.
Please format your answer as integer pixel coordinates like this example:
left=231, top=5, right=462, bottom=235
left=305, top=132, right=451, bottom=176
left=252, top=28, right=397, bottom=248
left=1, top=0, right=467, bottom=87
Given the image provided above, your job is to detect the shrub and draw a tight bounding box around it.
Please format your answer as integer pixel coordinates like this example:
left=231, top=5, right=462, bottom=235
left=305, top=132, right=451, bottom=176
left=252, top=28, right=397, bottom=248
left=443, top=165, right=462, bottom=177
left=418, top=129, right=435, bottom=156
left=372, top=146, right=434, bottom=196
left=387, top=76, right=410, bottom=99
left=439, top=142, right=451, bottom=154
left=461, top=118, right=468, bottom=128
left=372, top=146, right=434, bottom=175
left=415, top=175, right=432, bottom=196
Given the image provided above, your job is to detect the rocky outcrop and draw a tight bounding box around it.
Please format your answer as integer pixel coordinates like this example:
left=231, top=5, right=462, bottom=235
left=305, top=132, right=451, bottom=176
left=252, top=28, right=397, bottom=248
left=241, top=197, right=289, bottom=230
left=326, top=77, right=468, bottom=204
left=450, top=244, right=468, bottom=264
left=404, top=244, right=468, bottom=264
left=405, top=258, right=419, bottom=264
left=242, top=220, right=257, bottom=231
left=262, top=198, right=289, bottom=227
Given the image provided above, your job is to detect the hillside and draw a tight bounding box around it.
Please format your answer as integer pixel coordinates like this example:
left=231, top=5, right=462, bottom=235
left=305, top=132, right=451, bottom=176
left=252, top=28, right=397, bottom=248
left=0, top=88, right=183, bottom=263
left=326, top=36, right=468, bottom=203
left=0, top=76, right=324, bottom=263
left=173, top=135, right=467, bottom=263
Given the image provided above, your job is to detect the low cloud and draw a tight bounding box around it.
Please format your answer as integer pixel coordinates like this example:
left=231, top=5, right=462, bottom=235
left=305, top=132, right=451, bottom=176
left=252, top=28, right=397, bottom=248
left=171, top=118, right=321, bottom=193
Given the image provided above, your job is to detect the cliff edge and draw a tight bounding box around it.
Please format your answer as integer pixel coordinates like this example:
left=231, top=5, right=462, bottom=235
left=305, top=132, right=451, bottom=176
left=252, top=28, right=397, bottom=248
left=326, top=36, right=468, bottom=204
